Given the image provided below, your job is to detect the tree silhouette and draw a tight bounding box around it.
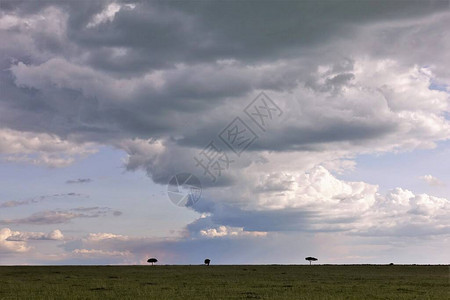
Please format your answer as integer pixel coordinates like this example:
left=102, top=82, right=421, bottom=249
left=204, top=259, right=210, bottom=266
left=147, top=258, right=158, bottom=266
left=305, top=257, right=318, bottom=265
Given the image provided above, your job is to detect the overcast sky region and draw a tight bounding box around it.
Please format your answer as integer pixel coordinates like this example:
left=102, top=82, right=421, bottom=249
left=0, top=1, right=449, bottom=265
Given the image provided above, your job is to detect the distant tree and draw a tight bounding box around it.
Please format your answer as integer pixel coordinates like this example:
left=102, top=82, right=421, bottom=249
left=147, top=258, right=158, bottom=266
left=389, top=263, right=394, bottom=266
left=204, top=259, right=211, bottom=266
left=305, top=257, right=318, bottom=265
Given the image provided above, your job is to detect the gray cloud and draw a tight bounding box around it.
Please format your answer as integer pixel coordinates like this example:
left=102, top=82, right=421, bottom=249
left=0, top=207, right=121, bottom=225
left=66, top=178, right=93, bottom=184
left=0, top=193, right=86, bottom=208
left=0, top=0, right=449, bottom=263
left=1, top=1, right=448, bottom=149
left=12, top=0, right=441, bottom=74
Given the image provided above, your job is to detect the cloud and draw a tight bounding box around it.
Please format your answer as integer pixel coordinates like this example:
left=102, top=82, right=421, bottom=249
left=6, top=229, right=64, bottom=241
left=0, top=207, right=122, bottom=225
left=86, top=3, right=122, bottom=28
left=0, top=193, right=86, bottom=208
left=0, top=228, right=29, bottom=253
left=199, top=226, right=267, bottom=238
left=0, top=1, right=449, bottom=264
left=0, top=228, right=63, bottom=254
left=86, top=232, right=129, bottom=241
left=72, top=248, right=131, bottom=257
left=52, top=166, right=449, bottom=263
left=66, top=178, right=93, bottom=184
left=4, top=0, right=440, bottom=73
left=185, top=166, right=450, bottom=237
left=112, top=59, right=449, bottom=187
left=60, top=230, right=273, bottom=265
left=1, top=4, right=448, bottom=157
left=420, top=175, right=445, bottom=187
left=0, top=128, right=98, bottom=167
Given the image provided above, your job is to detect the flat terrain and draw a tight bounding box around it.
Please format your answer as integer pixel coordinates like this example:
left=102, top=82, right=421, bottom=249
left=0, top=265, right=448, bottom=299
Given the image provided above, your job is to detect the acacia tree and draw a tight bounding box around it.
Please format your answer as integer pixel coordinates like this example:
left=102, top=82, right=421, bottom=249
left=147, top=258, right=158, bottom=266
left=204, top=259, right=211, bottom=266
left=305, top=257, right=318, bottom=265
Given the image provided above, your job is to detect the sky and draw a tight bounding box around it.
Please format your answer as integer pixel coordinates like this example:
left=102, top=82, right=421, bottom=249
left=0, top=0, right=449, bottom=265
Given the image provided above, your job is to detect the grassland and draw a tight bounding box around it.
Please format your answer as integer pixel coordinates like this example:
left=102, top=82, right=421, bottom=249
left=0, top=265, right=448, bottom=299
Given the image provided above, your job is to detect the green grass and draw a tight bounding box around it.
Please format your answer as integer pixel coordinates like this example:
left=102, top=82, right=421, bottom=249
left=0, top=265, right=448, bottom=299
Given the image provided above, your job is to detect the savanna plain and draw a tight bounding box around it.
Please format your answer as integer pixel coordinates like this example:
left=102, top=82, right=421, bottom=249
left=0, top=265, right=448, bottom=299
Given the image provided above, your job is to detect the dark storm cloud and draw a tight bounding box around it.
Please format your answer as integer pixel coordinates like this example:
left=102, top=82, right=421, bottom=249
left=1, top=0, right=447, bottom=148
left=3, top=0, right=447, bottom=74
left=177, top=114, right=398, bottom=152
left=65, top=1, right=450, bottom=74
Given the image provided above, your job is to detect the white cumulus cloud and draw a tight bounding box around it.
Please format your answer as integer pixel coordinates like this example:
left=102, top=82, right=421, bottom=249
left=420, top=174, right=445, bottom=186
